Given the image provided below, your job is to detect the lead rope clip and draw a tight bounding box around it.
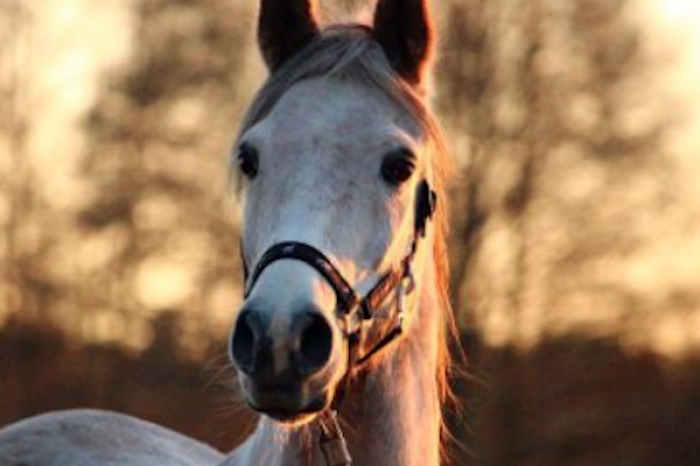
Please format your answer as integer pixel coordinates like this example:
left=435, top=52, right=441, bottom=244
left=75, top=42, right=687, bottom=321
left=396, top=267, right=415, bottom=326
left=319, top=410, right=352, bottom=466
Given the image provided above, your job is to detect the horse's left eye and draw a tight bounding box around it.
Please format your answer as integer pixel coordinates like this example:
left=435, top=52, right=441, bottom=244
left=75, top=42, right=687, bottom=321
left=381, top=149, right=416, bottom=186
left=237, top=143, right=259, bottom=179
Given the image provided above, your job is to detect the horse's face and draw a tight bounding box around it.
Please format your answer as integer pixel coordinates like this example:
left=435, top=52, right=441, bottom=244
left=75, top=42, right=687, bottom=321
left=229, top=0, right=436, bottom=425
left=231, top=76, right=426, bottom=423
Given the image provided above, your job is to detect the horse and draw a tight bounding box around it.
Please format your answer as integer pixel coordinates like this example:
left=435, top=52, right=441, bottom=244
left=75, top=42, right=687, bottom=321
left=0, top=0, right=456, bottom=465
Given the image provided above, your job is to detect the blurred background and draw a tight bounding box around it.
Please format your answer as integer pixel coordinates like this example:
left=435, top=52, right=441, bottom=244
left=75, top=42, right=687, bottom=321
left=1, top=0, right=700, bottom=464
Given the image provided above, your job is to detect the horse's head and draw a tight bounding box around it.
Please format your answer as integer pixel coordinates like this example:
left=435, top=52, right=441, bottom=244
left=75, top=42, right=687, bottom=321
left=229, top=0, right=443, bottom=425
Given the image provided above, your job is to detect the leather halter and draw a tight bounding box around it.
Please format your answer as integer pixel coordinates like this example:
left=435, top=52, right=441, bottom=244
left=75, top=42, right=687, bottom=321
left=240, top=179, right=437, bottom=466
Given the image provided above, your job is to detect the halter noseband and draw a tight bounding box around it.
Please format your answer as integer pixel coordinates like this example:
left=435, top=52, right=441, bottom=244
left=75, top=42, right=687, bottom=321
left=240, top=179, right=437, bottom=466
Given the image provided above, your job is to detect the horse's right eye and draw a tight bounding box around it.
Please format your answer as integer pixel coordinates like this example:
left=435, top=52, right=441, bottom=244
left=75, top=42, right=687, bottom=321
left=237, top=144, right=259, bottom=179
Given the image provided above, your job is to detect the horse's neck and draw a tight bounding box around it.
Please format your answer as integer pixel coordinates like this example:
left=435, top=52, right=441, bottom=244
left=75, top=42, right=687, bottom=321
left=342, top=274, right=443, bottom=466
left=225, top=261, right=442, bottom=466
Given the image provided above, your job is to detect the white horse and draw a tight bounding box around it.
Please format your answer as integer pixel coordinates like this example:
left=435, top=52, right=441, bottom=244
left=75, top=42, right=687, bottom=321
left=0, top=0, right=456, bottom=465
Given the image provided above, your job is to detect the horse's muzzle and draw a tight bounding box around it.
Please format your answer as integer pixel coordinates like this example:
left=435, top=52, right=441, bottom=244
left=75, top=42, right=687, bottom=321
left=229, top=302, right=339, bottom=422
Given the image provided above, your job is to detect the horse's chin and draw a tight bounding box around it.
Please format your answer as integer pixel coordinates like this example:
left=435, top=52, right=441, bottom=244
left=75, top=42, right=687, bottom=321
left=245, top=389, right=332, bottom=427
left=264, top=410, right=320, bottom=427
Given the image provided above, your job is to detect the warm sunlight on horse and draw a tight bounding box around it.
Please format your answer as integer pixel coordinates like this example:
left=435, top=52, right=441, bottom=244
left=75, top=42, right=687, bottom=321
left=0, top=1, right=456, bottom=465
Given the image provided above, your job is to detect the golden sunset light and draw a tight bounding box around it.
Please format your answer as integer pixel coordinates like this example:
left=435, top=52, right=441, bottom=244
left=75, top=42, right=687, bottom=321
left=2, top=1, right=700, bottom=465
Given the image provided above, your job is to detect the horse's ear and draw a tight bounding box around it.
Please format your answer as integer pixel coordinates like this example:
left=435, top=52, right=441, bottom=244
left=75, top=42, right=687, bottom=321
left=372, top=0, right=435, bottom=88
left=258, top=0, right=320, bottom=72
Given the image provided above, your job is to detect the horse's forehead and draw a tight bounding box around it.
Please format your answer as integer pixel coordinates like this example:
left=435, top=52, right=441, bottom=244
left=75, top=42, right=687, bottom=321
left=257, top=78, right=419, bottom=147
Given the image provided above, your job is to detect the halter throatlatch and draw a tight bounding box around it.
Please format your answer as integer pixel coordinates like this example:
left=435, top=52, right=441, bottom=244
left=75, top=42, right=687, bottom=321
left=241, top=179, right=437, bottom=466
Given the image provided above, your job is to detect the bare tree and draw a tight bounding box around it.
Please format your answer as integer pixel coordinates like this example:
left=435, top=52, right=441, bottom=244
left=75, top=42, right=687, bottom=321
left=0, top=1, right=61, bottom=325
left=440, top=0, right=672, bottom=344
left=76, top=0, right=253, bottom=352
left=439, top=1, right=677, bottom=465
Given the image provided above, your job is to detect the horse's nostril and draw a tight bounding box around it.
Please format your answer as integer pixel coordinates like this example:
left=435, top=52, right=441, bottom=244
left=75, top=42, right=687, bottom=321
left=231, top=310, right=258, bottom=375
left=231, top=307, right=332, bottom=378
left=296, top=313, right=333, bottom=375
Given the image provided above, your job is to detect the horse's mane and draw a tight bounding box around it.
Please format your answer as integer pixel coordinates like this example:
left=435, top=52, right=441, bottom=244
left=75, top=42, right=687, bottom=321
left=237, top=24, right=457, bottom=457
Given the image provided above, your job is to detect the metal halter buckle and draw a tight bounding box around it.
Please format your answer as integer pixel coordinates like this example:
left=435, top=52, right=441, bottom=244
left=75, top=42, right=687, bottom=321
left=340, top=305, right=363, bottom=337
left=396, top=265, right=416, bottom=324
left=319, top=410, right=352, bottom=466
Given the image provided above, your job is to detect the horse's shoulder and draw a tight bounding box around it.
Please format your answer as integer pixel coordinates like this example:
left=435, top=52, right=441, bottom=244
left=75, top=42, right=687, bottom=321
left=0, top=409, right=225, bottom=466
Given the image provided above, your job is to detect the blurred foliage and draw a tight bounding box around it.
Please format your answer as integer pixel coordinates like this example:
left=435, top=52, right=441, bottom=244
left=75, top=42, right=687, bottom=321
left=438, top=0, right=685, bottom=352
left=0, top=0, right=691, bottom=358
left=1, top=0, right=259, bottom=354
left=74, top=0, right=252, bottom=353
left=1, top=0, right=700, bottom=465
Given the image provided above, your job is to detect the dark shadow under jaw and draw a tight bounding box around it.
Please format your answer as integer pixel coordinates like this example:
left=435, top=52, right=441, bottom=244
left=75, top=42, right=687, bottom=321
left=247, top=392, right=330, bottom=424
